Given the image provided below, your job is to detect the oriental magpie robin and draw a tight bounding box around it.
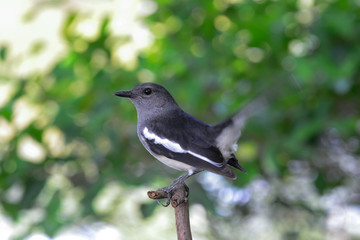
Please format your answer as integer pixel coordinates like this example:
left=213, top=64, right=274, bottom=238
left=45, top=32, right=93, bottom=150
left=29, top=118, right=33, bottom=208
left=115, top=83, right=264, bottom=206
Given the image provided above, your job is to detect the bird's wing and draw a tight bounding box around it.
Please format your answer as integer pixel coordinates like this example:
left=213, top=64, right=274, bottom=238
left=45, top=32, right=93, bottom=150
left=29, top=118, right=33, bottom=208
left=140, top=123, right=239, bottom=178
left=142, top=111, right=226, bottom=167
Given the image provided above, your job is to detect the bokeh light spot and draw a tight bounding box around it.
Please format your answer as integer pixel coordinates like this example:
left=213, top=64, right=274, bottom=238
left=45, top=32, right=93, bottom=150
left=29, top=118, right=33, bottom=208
left=214, top=15, right=232, bottom=32
left=17, top=135, right=46, bottom=163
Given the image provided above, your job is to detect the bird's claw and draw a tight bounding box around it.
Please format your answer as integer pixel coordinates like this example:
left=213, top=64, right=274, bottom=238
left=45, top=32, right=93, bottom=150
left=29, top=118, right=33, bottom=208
left=156, top=181, right=188, bottom=207
left=155, top=186, right=172, bottom=207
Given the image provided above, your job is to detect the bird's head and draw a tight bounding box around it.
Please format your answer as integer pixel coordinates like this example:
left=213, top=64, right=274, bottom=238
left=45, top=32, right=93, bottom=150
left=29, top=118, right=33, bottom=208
left=115, top=83, right=179, bottom=118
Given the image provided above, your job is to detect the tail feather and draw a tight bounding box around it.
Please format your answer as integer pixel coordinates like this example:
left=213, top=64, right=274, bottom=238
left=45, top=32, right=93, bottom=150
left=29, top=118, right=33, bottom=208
left=213, top=96, right=267, bottom=159
left=210, top=165, right=237, bottom=179
left=227, top=156, right=248, bottom=175
left=220, top=166, right=237, bottom=179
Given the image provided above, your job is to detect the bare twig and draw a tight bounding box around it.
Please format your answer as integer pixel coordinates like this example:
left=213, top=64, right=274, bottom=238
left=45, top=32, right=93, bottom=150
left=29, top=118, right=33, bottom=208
left=147, top=184, right=192, bottom=240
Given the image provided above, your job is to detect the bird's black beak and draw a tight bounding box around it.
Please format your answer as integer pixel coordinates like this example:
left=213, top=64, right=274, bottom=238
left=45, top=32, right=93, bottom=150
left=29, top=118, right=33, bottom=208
left=114, top=90, right=133, bottom=98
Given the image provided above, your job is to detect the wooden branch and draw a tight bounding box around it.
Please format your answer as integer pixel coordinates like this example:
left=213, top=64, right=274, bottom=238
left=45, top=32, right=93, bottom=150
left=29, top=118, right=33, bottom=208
left=148, top=184, right=192, bottom=240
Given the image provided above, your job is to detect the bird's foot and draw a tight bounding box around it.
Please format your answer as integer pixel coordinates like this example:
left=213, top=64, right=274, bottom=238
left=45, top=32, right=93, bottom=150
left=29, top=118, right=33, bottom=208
left=155, top=186, right=172, bottom=207
left=156, top=181, right=189, bottom=207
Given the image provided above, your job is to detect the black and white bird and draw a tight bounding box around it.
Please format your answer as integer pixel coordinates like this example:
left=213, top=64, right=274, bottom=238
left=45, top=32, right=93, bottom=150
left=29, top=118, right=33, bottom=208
left=115, top=83, right=264, bottom=205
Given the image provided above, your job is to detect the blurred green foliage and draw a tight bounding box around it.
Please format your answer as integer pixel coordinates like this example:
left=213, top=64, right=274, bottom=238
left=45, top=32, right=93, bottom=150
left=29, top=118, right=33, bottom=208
left=0, top=0, right=360, bottom=239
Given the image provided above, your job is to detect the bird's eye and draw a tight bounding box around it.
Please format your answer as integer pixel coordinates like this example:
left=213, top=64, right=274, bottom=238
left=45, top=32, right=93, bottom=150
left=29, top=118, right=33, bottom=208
left=143, top=88, right=152, bottom=95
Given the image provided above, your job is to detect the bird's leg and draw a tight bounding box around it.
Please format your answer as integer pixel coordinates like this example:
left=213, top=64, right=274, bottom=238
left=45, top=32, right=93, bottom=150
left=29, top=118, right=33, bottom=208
left=156, top=170, right=201, bottom=207
left=156, top=174, right=189, bottom=207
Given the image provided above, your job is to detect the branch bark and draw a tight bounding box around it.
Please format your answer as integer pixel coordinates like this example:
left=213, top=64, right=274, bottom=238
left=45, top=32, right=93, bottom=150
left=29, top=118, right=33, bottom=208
left=148, top=184, right=192, bottom=240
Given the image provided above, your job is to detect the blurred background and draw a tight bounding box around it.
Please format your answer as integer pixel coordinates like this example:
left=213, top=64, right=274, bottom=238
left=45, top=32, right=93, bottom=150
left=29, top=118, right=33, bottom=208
left=0, top=0, right=360, bottom=239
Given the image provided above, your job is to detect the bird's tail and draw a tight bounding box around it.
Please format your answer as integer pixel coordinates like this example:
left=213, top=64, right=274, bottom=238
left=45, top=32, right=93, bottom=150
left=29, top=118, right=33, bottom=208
left=218, top=166, right=237, bottom=179
left=212, top=96, right=267, bottom=159
left=227, top=156, right=248, bottom=174
left=231, top=95, right=267, bottom=130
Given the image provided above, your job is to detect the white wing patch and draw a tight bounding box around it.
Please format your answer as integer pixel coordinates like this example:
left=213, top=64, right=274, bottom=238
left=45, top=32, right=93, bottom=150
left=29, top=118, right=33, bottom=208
left=143, top=127, right=183, bottom=152
left=143, top=127, right=223, bottom=168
